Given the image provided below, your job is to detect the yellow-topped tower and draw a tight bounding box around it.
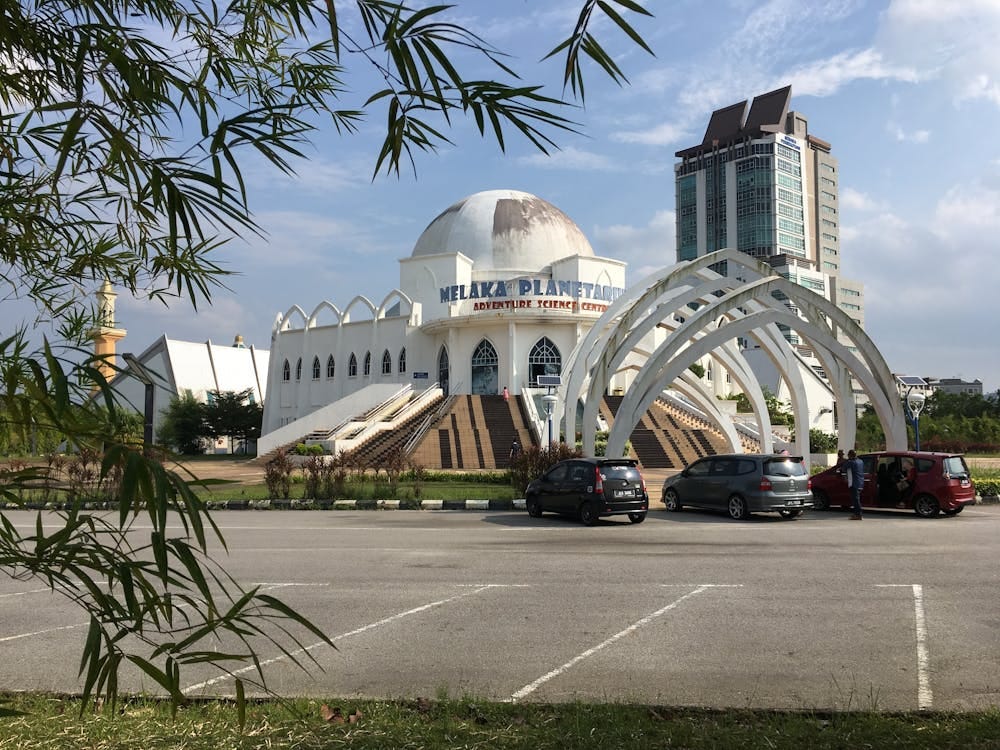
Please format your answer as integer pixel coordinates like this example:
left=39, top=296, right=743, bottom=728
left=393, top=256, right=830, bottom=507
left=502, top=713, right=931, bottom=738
left=88, top=280, right=127, bottom=383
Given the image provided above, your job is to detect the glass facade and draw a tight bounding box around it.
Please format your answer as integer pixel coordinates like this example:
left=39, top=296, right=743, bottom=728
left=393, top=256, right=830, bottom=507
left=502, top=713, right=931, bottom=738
left=677, top=174, right=697, bottom=260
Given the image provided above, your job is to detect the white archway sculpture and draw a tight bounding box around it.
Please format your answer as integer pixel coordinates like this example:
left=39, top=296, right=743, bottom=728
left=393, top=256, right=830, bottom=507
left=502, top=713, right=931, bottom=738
left=557, top=249, right=906, bottom=462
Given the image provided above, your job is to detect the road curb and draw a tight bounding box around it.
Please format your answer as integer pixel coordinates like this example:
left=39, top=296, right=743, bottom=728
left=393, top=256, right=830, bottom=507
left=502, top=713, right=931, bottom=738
left=202, top=497, right=530, bottom=511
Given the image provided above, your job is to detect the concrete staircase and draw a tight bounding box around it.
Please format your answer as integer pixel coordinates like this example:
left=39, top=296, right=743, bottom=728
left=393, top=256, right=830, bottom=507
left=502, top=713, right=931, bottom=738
left=408, top=395, right=535, bottom=470
left=599, top=395, right=730, bottom=469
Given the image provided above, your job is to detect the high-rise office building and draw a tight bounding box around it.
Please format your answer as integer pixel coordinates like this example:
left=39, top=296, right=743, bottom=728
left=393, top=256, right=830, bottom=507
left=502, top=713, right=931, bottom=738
left=674, top=85, right=864, bottom=377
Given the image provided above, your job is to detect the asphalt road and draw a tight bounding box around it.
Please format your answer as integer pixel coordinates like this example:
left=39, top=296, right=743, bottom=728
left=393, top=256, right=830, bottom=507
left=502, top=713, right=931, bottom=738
left=2, top=505, right=999, bottom=712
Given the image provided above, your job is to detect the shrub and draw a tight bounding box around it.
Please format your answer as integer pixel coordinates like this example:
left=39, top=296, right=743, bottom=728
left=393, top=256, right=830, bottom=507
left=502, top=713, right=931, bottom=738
left=509, top=442, right=581, bottom=494
left=293, top=443, right=324, bottom=456
left=264, top=448, right=293, bottom=499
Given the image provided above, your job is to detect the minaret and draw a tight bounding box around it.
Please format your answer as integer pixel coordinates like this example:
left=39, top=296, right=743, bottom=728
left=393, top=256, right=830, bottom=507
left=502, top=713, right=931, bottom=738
left=88, top=280, right=127, bottom=384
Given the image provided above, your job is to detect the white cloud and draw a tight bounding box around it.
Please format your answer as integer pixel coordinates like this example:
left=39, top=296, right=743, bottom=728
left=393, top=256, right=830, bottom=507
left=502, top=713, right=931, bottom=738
left=887, top=123, right=931, bottom=143
left=842, top=183, right=1000, bottom=385
left=933, top=183, right=1000, bottom=233
left=877, top=0, right=1000, bottom=108
left=518, top=146, right=618, bottom=171
left=612, top=121, right=688, bottom=146
left=592, top=209, right=675, bottom=282
left=839, top=187, right=888, bottom=213
left=781, top=48, right=920, bottom=98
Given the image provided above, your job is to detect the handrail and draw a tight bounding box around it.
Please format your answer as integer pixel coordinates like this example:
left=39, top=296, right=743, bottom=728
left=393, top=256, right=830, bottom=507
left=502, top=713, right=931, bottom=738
left=403, top=387, right=457, bottom=454
left=318, top=384, right=413, bottom=441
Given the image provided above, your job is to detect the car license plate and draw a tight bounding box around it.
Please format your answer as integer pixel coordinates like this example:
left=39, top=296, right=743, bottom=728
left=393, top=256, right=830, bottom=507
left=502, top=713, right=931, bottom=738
left=787, top=500, right=800, bottom=506
left=614, top=489, right=633, bottom=498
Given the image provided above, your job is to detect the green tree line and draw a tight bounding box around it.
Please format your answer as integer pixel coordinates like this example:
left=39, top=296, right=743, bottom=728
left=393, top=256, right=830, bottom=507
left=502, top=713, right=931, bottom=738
left=157, top=389, right=263, bottom=455
left=854, top=390, right=1000, bottom=453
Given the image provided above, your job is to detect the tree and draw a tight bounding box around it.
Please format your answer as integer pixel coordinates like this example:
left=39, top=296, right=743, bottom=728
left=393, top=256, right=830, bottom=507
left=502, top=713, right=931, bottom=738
left=202, top=389, right=263, bottom=454
left=1, top=0, right=654, bottom=712
left=157, top=390, right=208, bottom=455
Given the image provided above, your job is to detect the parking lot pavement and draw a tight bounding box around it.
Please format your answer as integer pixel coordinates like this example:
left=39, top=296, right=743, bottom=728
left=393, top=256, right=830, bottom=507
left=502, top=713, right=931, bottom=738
left=2, top=507, right=999, bottom=710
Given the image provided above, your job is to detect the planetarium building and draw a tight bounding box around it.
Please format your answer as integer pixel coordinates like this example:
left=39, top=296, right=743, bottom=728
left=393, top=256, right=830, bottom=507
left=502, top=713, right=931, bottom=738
left=259, top=189, right=907, bottom=468
left=259, top=190, right=635, bottom=463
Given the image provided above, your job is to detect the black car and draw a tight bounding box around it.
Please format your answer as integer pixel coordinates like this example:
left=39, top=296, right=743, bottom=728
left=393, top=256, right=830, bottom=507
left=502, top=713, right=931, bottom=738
left=525, top=457, right=648, bottom=525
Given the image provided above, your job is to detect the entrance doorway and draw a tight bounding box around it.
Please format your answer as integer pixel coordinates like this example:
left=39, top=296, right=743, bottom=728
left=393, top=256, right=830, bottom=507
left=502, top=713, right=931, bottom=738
left=471, top=339, right=499, bottom=395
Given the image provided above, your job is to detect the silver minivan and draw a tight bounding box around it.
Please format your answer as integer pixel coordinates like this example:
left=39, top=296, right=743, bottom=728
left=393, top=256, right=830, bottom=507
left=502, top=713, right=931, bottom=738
left=661, top=454, right=813, bottom=520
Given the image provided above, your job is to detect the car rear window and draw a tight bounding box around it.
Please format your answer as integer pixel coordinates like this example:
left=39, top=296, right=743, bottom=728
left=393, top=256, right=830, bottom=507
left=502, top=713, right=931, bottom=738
left=942, top=456, right=969, bottom=479
left=599, top=463, right=639, bottom=480
left=763, top=458, right=807, bottom=477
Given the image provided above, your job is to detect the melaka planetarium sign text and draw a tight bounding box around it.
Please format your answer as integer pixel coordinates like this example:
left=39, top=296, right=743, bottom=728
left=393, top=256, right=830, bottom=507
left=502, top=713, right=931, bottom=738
left=440, top=278, right=626, bottom=314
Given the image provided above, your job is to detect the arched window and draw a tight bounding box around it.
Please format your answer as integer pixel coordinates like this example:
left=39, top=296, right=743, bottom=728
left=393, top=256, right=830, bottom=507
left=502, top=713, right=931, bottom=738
left=326, top=355, right=335, bottom=379
left=363, top=351, right=372, bottom=376
left=282, top=360, right=290, bottom=381
left=311, top=356, right=321, bottom=380
left=381, top=349, right=392, bottom=375
left=348, top=353, right=358, bottom=377
left=471, top=338, right=499, bottom=395
left=528, top=337, right=561, bottom=387
left=295, top=357, right=302, bottom=381
left=398, top=347, right=407, bottom=374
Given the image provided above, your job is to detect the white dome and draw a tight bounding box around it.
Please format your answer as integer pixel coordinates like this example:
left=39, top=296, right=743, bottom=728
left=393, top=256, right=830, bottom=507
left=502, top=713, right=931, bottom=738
left=411, top=189, right=594, bottom=273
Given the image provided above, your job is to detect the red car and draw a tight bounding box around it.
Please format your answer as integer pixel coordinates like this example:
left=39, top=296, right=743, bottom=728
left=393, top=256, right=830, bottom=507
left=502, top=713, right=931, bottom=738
left=811, top=451, right=975, bottom=518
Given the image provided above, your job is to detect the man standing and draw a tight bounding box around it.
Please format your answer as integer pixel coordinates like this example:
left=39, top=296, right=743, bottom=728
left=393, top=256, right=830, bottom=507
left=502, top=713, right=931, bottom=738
left=847, top=449, right=865, bottom=520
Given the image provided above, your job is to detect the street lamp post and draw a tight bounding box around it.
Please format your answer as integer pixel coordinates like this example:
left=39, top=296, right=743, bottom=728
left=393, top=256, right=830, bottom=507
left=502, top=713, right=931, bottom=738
left=904, top=387, right=926, bottom=452
left=542, top=392, right=557, bottom=447
left=536, top=374, right=562, bottom=448
left=123, top=352, right=155, bottom=450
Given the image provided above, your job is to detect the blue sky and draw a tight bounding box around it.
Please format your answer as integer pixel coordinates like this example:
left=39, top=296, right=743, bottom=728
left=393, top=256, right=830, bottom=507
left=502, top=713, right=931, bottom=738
left=105, top=0, right=1000, bottom=393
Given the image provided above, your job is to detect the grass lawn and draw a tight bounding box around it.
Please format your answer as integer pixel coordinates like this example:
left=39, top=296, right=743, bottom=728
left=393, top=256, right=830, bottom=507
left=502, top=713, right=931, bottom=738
left=2, top=694, right=999, bottom=749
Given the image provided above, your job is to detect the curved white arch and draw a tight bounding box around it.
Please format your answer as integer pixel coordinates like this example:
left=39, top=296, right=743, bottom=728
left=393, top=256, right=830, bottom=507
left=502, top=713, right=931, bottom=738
left=342, top=295, right=377, bottom=324
left=561, top=249, right=905, bottom=464
left=377, top=288, right=415, bottom=319
left=307, top=300, right=343, bottom=328
left=278, top=305, right=308, bottom=332
left=605, top=277, right=905, bottom=458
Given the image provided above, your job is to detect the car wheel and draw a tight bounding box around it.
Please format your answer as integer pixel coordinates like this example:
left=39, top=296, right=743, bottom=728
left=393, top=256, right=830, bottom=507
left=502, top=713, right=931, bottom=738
left=628, top=512, right=646, bottom=524
left=778, top=509, right=802, bottom=519
left=663, top=488, right=682, bottom=512
left=526, top=496, right=542, bottom=518
left=913, top=494, right=940, bottom=518
left=811, top=489, right=830, bottom=511
left=579, top=501, right=599, bottom=526
left=727, top=494, right=750, bottom=521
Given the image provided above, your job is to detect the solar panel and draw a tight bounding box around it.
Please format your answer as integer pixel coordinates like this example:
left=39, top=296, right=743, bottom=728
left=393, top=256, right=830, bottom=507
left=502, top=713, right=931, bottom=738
left=536, top=375, right=562, bottom=387
left=896, top=375, right=927, bottom=387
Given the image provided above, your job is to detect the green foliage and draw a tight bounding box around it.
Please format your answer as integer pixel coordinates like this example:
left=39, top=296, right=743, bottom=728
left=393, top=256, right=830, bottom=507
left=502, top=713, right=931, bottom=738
left=2, top=0, right=655, bottom=716
left=807, top=429, right=839, bottom=453
left=761, top=385, right=794, bottom=426
left=976, top=479, right=1000, bottom=497
left=688, top=362, right=706, bottom=379
left=202, top=390, right=262, bottom=454
left=0, top=349, right=330, bottom=713
left=156, top=391, right=206, bottom=455
left=508, top=442, right=582, bottom=494
left=264, top=448, right=294, bottom=499
left=293, top=443, right=325, bottom=456
left=854, top=393, right=1000, bottom=454
left=5, top=693, right=1000, bottom=750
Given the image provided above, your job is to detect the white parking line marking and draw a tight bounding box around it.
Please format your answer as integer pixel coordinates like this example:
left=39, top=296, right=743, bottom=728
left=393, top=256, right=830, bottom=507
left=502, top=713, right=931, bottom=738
left=0, top=583, right=298, bottom=645
left=0, top=623, right=86, bottom=643
left=912, top=584, right=933, bottom=710
left=182, top=584, right=501, bottom=695
left=876, top=584, right=933, bottom=710
left=0, top=588, right=51, bottom=599
left=508, top=585, right=715, bottom=703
